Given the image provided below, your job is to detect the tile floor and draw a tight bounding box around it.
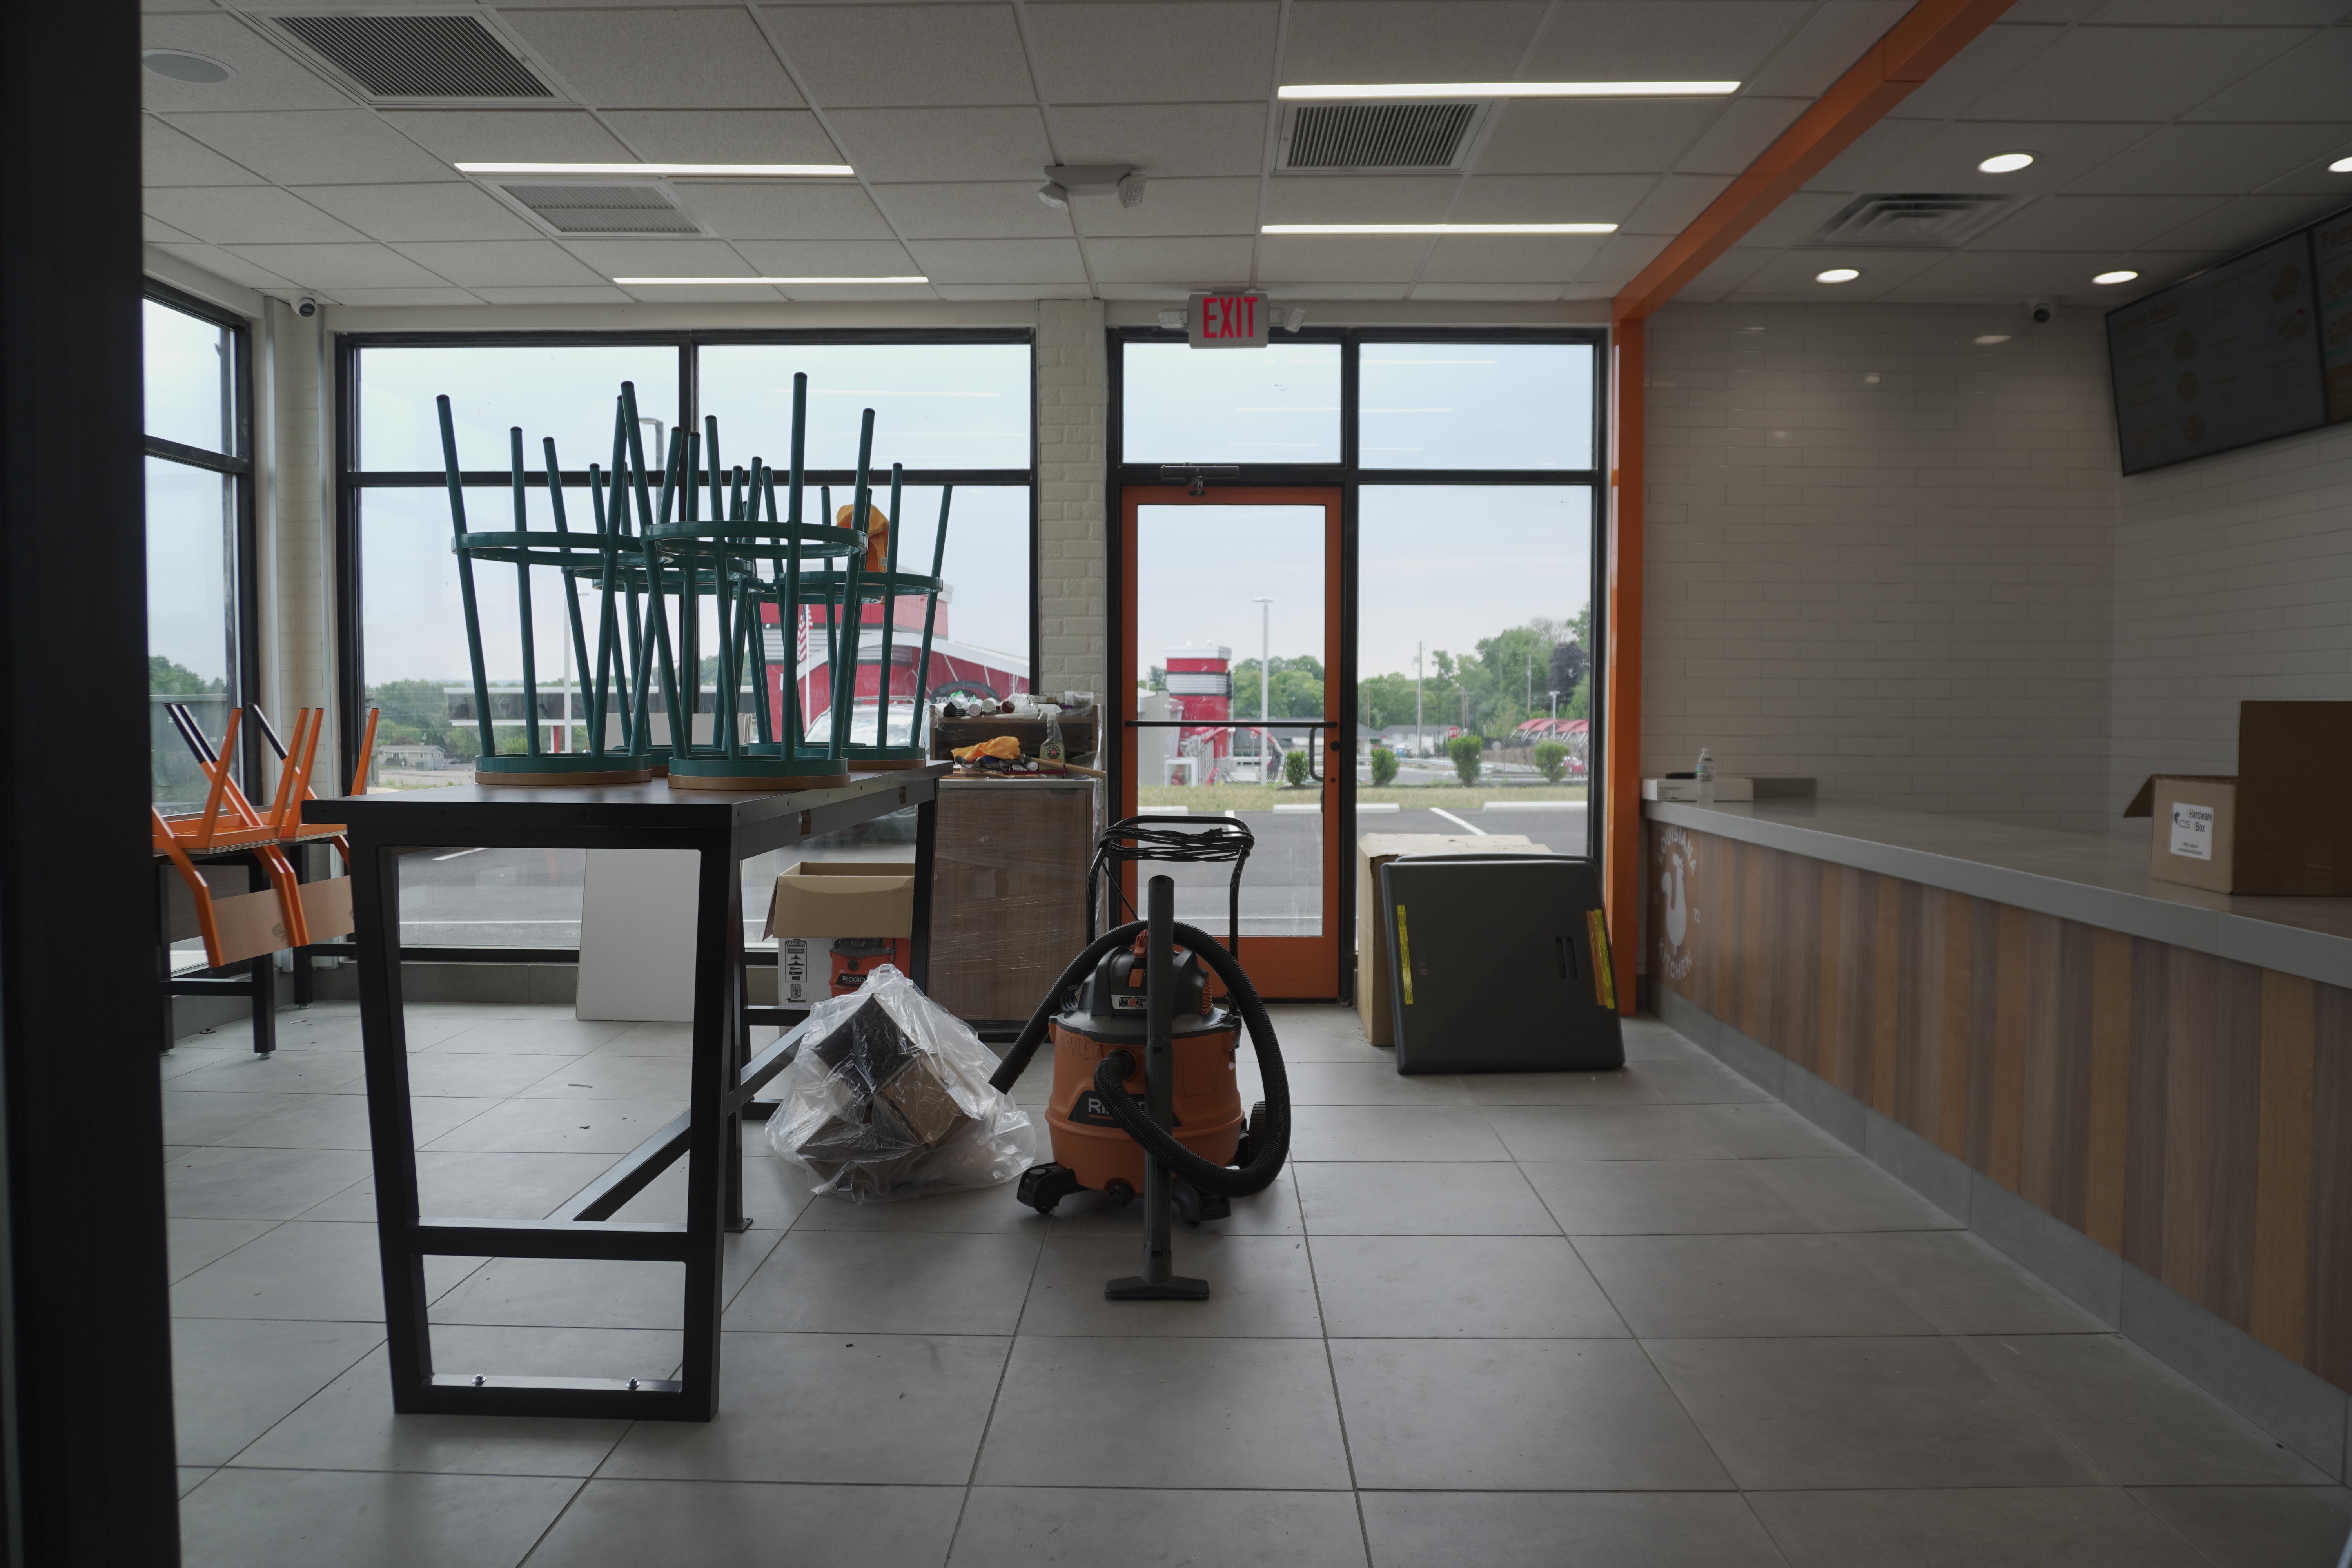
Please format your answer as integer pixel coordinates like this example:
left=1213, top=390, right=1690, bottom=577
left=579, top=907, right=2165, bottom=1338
left=160, top=1001, right=2352, bottom=1566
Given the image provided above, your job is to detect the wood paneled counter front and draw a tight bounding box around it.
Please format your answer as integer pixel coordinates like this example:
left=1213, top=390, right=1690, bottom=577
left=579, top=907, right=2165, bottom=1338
left=1646, top=799, right=2352, bottom=1403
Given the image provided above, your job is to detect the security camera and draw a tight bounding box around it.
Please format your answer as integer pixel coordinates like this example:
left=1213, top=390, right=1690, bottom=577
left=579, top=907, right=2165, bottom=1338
left=296, top=296, right=318, bottom=319
left=2027, top=297, right=2054, bottom=325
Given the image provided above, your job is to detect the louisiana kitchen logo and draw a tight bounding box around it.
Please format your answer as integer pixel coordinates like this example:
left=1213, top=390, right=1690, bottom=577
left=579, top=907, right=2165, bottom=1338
left=1655, top=825, right=1697, bottom=983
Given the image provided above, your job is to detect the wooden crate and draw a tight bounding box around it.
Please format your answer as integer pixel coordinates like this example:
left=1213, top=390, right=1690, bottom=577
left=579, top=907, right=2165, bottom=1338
left=928, top=777, right=1102, bottom=1029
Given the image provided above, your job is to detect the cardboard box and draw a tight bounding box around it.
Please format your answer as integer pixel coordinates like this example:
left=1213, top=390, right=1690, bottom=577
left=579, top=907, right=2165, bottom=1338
left=766, top=860, right=917, bottom=1004
left=2123, top=701, right=2352, bottom=895
left=1356, top=834, right=1545, bottom=1047
left=774, top=937, right=912, bottom=1005
left=1642, top=777, right=1755, bottom=803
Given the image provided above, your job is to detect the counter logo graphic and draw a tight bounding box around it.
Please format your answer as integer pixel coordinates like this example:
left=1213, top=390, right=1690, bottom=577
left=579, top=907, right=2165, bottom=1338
left=1656, top=826, right=1696, bottom=983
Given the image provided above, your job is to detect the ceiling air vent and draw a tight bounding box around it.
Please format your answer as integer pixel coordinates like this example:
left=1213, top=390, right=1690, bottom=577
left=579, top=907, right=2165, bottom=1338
left=272, top=15, right=552, bottom=100
left=501, top=184, right=699, bottom=236
left=1806, top=192, right=2015, bottom=249
left=1279, top=102, right=1484, bottom=172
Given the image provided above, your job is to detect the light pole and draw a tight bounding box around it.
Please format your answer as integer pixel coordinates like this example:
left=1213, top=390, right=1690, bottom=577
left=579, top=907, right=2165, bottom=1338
left=1414, top=641, right=1424, bottom=759
left=1548, top=689, right=1559, bottom=718
left=1252, top=596, right=1272, bottom=782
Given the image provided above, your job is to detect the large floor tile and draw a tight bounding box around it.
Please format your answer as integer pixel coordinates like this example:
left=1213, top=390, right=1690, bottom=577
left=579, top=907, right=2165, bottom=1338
left=952, top=1487, right=1369, bottom=1568
left=1836, top=1231, right=2104, bottom=1333
left=788, top=1181, right=1049, bottom=1234
left=396, top=1052, right=587, bottom=1099
left=179, top=1467, right=216, bottom=1497
left=166, top=1051, right=369, bottom=1094
left=418, top=1097, right=687, bottom=1156
left=1283, top=1060, right=1472, bottom=1105
left=168, top=1216, right=276, bottom=1283
left=1289, top=1105, right=1510, bottom=1162
left=1361, top=1492, right=1784, bottom=1568
left=165, top=1144, right=374, bottom=1221
left=425, top=1016, right=636, bottom=1054
left=429, top=1323, right=683, bottom=1381
left=724, top=1230, right=1042, bottom=1335
left=1956, top=1333, right=2334, bottom=1485
left=1462, top=1070, right=1667, bottom=1106
left=978, top=1337, right=1352, bottom=1490
left=1047, top=1168, right=1305, bottom=1236
left=1689, top=1102, right=1850, bottom=1158
left=585, top=1022, right=695, bottom=1058
left=1294, top=1161, right=1558, bottom=1236
left=525, top=1479, right=964, bottom=1568
left=1573, top=1233, right=1935, bottom=1337
left=228, top=1347, right=629, bottom=1477
left=178, top=1466, right=580, bottom=1568
left=172, top=1317, right=384, bottom=1467
left=1750, top=1487, right=2210, bottom=1568
left=161, top=1045, right=256, bottom=1082
left=1312, top=1235, right=1627, bottom=1338
left=296, top=1150, right=620, bottom=1222
left=1625, top=1060, right=1775, bottom=1104
left=431, top=1257, right=684, bottom=1332
left=1484, top=1105, right=1734, bottom=1162
left=2127, top=1485, right=2352, bottom=1568
left=1650, top=1336, right=2108, bottom=1490
left=212, top=1093, right=505, bottom=1152
left=173, top=1220, right=481, bottom=1321
left=514, top=1054, right=690, bottom=1099
left=596, top=1332, right=1008, bottom=1484
left=1746, top=1155, right=1964, bottom=1231
left=1525, top=1159, right=1812, bottom=1236
left=1619, top=1019, right=1707, bottom=1063
left=1021, top=1233, right=1323, bottom=1336
left=1330, top=1339, right=1731, bottom=1491
left=164, top=1091, right=309, bottom=1145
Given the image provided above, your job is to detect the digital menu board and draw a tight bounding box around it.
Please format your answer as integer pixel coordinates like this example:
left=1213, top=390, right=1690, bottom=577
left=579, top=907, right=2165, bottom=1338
left=2108, top=232, right=2326, bottom=475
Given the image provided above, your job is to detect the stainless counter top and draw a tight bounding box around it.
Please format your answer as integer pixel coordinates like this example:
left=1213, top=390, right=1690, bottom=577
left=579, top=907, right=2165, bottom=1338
left=1645, top=798, right=2352, bottom=989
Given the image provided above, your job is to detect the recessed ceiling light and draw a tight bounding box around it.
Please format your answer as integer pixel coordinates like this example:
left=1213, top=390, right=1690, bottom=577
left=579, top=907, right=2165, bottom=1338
left=2093, top=270, right=2140, bottom=285
left=1277, top=81, right=1738, bottom=100
left=1262, top=223, right=1616, bottom=235
left=456, top=162, right=854, bottom=178
left=143, top=50, right=235, bottom=84
left=1973, top=334, right=2011, bottom=345
left=613, top=276, right=927, bottom=286
left=2330, top=156, right=2352, bottom=173
left=1815, top=268, right=1862, bottom=284
left=1977, top=152, right=2036, bottom=174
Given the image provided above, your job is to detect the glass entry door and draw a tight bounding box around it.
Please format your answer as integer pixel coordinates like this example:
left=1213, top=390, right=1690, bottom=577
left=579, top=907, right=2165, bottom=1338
left=1119, top=487, right=1342, bottom=998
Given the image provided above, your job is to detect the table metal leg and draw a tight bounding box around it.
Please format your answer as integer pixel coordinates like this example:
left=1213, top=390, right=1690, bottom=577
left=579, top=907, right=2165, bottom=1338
left=246, top=855, right=276, bottom=1056
left=679, top=834, right=739, bottom=1419
left=353, top=837, right=437, bottom=1410
left=909, top=791, right=937, bottom=991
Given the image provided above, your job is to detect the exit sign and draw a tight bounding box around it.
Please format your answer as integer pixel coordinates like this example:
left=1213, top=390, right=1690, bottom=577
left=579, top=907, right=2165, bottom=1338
left=1189, top=291, right=1269, bottom=349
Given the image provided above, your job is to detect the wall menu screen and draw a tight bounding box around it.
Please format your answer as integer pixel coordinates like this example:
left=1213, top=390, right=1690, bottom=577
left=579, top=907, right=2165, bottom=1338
left=2107, top=230, right=2327, bottom=475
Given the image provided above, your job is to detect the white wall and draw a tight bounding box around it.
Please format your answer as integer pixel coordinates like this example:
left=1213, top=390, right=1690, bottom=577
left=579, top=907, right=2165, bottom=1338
left=1641, top=301, right=2121, bottom=833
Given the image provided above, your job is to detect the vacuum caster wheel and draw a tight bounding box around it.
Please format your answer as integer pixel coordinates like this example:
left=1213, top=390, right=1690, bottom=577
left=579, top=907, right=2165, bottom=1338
left=1102, top=1179, right=1136, bottom=1208
left=1171, top=1178, right=1231, bottom=1229
left=1016, top=1163, right=1084, bottom=1216
left=1232, top=1100, right=1269, bottom=1167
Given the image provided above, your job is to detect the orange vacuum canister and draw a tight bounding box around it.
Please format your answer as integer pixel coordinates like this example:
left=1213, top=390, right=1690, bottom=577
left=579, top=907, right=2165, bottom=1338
left=1040, top=935, right=1247, bottom=1201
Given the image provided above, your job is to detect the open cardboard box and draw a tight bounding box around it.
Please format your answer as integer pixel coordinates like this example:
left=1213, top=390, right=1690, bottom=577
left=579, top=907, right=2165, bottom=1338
left=2124, top=701, right=2352, bottom=895
left=764, top=860, right=916, bottom=1003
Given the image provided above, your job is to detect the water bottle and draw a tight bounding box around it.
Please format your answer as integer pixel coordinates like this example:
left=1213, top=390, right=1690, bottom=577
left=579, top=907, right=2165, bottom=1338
left=1695, top=748, right=1717, bottom=808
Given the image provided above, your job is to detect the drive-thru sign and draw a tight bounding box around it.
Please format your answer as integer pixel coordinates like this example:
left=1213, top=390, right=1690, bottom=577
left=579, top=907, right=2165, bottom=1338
left=1189, top=291, right=1269, bottom=348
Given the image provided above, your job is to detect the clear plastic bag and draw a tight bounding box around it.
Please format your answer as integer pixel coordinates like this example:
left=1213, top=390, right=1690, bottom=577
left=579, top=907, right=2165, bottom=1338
left=766, top=964, right=1036, bottom=1203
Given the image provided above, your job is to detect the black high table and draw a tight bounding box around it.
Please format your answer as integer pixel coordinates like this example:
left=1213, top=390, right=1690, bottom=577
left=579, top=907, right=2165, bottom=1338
left=303, top=766, right=947, bottom=1422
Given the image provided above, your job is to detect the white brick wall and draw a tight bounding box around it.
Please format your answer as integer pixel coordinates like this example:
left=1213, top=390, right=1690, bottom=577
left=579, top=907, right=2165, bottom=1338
left=1642, top=301, right=2120, bottom=833
left=1036, top=297, right=1107, bottom=700
left=2111, top=419, right=2352, bottom=808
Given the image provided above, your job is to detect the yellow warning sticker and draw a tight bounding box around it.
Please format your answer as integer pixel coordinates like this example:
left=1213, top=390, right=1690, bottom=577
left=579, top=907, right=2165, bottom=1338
left=1586, top=908, right=1616, bottom=1011
left=1396, top=906, right=1414, bottom=1005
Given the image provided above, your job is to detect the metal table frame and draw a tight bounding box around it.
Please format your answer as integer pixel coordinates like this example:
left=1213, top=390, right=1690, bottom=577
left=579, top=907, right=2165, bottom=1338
left=304, top=766, right=944, bottom=1422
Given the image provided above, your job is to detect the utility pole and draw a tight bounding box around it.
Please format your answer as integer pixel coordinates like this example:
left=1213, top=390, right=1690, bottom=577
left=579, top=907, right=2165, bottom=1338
left=1253, top=595, right=1272, bottom=782
left=1414, top=641, right=1423, bottom=759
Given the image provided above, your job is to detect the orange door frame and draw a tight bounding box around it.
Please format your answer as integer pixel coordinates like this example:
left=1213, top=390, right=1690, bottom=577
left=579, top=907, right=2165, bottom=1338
left=1600, top=0, right=2017, bottom=1011
left=1117, top=485, right=1346, bottom=1000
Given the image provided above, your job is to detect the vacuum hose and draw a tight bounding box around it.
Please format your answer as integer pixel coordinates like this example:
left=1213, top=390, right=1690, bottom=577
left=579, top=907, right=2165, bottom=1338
left=988, top=920, right=1290, bottom=1198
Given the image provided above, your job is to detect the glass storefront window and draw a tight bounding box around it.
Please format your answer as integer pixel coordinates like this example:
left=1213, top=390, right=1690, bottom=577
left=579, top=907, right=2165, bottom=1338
left=1120, top=340, right=1341, bottom=464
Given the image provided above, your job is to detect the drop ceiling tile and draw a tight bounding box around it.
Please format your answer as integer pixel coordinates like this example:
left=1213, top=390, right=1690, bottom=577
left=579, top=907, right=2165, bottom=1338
left=1883, top=24, right=2065, bottom=120
left=1256, top=234, right=1431, bottom=282
left=1024, top=2, right=1277, bottom=104
left=903, top=237, right=1089, bottom=283
left=1475, top=100, right=1724, bottom=175
left=2091, top=0, right=2351, bottom=22
left=1817, top=121, right=2155, bottom=199
left=1451, top=175, right=1659, bottom=227
left=140, top=13, right=350, bottom=112
left=144, top=185, right=368, bottom=245
left=290, top=183, right=541, bottom=242
left=2256, top=147, right=2352, bottom=197
left=1675, top=96, right=1810, bottom=176
left=557, top=238, right=751, bottom=276
left=1975, top=193, right=2226, bottom=251
left=2070, top=123, right=2352, bottom=197
left=1094, top=282, right=1196, bottom=300
left=162, top=111, right=456, bottom=185
left=145, top=215, right=196, bottom=243
left=1417, top=233, right=1607, bottom=281
left=614, top=283, right=787, bottom=303
left=389, top=240, right=605, bottom=287
left=1051, top=104, right=1269, bottom=179
left=325, top=288, right=483, bottom=307
left=1080, top=176, right=1262, bottom=237
left=1085, top=235, right=1255, bottom=282
left=599, top=110, right=842, bottom=165
left=221, top=242, right=446, bottom=289
left=674, top=181, right=897, bottom=240
left=1408, top=282, right=1566, bottom=300
left=773, top=282, right=941, bottom=302
left=1741, top=0, right=1915, bottom=98
left=1617, top=174, right=1732, bottom=234
left=145, top=116, right=264, bottom=186
left=873, top=183, right=1074, bottom=240
left=470, top=285, right=637, bottom=305
left=1875, top=249, right=2122, bottom=300
left=729, top=239, right=923, bottom=273
left=1961, top=25, right=2308, bottom=122
left=761, top=4, right=1037, bottom=107
left=1725, top=246, right=1947, bottom=298
left=1262, top=176, right=1459, bottom=227
left=1523, top=1, right=1813, bottom=81
left=1734, top=189, right=1853, bottom=249
left=1674, top=242, right=1771, bottom=301
left=1575, top=230, right=1673, bottom=284
left=1281, top=1, right=1546, bottom=85
left=504, top=8, right=802, bottom=109
left=2143, top=194, right=2348, bottom=257
left=2182, top=28, right=2352, bottom=122
left=1803, top=116, right=1945, bottom=192
left=377, top=110, right=632, bottom=164
left=152, top=242, right=295, bottom=291
left=1266, top=281, right=1412, bottom=299
left=824, top=107, right=1052, bottom=181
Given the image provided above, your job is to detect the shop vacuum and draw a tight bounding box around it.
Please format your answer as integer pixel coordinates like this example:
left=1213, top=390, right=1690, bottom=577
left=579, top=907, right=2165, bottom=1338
left=987, top=871, right=1289, bottom=1300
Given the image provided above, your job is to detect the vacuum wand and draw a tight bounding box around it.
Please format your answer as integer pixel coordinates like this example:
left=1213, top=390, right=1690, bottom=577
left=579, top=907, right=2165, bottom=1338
left=1105, top=875, right=1209, bottom=1301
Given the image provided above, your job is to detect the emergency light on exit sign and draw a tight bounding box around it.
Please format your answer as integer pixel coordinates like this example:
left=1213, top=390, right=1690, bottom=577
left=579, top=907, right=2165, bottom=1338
left=1189, top=291, right=1269, bottom=349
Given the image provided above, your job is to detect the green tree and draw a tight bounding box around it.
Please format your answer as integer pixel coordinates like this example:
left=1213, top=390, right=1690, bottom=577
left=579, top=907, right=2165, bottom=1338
left=1230, top=655, right=1323, bottom=720
left=1369, top=746, right=1398, bottom=786
left=149, top=655, right=224, bottom=695
left=1447, top=733, right=1483, bottom=785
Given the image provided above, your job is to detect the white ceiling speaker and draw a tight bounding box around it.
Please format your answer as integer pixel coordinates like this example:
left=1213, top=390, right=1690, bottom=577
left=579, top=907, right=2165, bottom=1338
left=143, top=50, right=235, bottom=84
left=1036, top=165, right=1143, bottom=210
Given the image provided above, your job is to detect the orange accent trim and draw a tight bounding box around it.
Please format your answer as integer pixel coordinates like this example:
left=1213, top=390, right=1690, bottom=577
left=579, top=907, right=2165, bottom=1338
left=1599, top=0, right=2016, bottom=1013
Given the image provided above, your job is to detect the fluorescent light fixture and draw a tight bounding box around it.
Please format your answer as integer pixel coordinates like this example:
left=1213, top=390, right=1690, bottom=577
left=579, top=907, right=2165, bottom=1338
left=1974, top=334, right=2011, bottom=345
left=614, top=276, right=928, bottom=286
left=456, top=162, right=854, bottom=178
left=1278, top=80, right=1738, bottom=100
left=2092, top=269, right=2140, bottom=285
left=1977, top=152, right=2036, bottom=174
left=2331, top=156, right=2352, bottom=173
left=1263, top=223, right=1616, bottom=235
left=1815, top=268, right=1862, bottom=284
